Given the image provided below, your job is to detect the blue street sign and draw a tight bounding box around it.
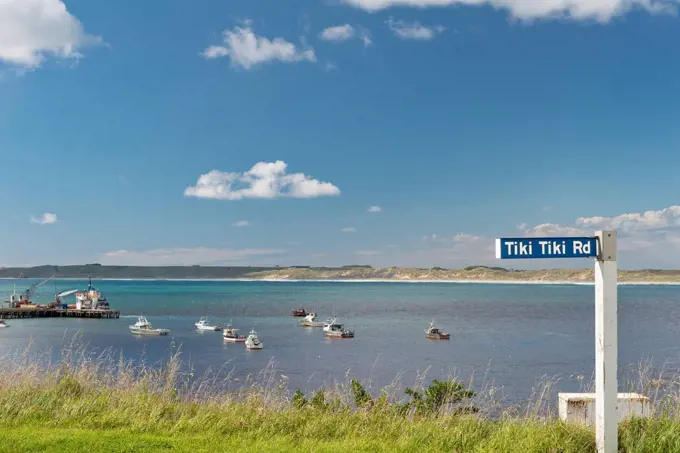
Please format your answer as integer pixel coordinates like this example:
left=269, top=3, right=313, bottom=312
left=495, top=237, right=598, bottom=259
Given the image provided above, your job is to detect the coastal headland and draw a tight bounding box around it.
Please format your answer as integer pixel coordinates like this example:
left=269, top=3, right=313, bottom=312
left=2, top=264, right=680, bottom=284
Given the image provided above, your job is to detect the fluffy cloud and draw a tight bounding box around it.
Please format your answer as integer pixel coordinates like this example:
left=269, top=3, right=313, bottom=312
left=513, top=205, right=680, bottom=267
left=99, top=247, right=284, bottom=266
left=368, top=206, right=382, bottom=213
left=576, top=205, right=680, bottom=232
left=386, top=18, right=445, bottom=40
left=342, top=226, right=357, bottom=233
left=517, top=223, right=587, bottom=237
left=319, top=24, right=372, bottom=46
left=0, top=0, right=102, bottom=69
left=233, top=220, right=250, bottom=227
left=345, top=0, right=676, bottom=22
left=30, top=213, right=57, bottom=225
left=184, top=161, right=340, bottom=200
left=320, top=24, right=355, bottom=42
left=202, top=21, right=316, bottom=69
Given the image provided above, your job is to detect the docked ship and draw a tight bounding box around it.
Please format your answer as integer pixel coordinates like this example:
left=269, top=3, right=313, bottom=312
left=75, top=277, right=109, bottom=310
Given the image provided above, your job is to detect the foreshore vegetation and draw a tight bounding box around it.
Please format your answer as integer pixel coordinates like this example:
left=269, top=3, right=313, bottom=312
left=0, top=340, right=679, bottom=452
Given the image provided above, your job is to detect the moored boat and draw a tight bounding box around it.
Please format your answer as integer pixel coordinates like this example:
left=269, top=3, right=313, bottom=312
left=195, top=317, right=221, bottom=331
left=223, top=325, right=246, bottom=342
left=129, top=316, right=170, bottom=336
left=0, top=320, right=8, bottom=328
left=323, top=317, right=354, bottom=338
left=292, top=308, right=307, bottom=317
left=245, top=329, right=263, bottom=349
left=300, top=312, right=326, bottom=327
left=425, top=321, right=450, bottom=340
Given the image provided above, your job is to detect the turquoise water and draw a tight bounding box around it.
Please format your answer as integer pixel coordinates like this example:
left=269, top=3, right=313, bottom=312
left=1, top=279, right=679, bottom=402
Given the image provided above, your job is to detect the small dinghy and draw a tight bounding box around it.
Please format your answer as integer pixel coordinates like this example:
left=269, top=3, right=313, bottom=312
left=0, top=320, right=9, bottom=328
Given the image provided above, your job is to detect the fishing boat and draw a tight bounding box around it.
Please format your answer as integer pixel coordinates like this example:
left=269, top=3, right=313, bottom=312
left=323, top=317, right=354, bottom=338
left=0, top=320, right=9, bottom=328
left=195, top=317, right=221, bottom=331
left=425, top=321, right=450, bottom=340
left=291, top=308, right=307, bottom=317
left=222, top=325, right=246, bottom=343
left=129, top=316, right=170, bottom=336
left=245, top=329, right=263, bottom=349
left=300, top=312, right=326, bottom=327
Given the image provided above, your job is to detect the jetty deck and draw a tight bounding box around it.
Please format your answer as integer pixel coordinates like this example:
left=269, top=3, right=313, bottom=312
left=0, top=308, right=120, bottom=319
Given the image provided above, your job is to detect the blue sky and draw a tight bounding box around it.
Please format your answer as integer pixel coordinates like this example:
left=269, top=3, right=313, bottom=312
left=2, top=0, right=680, bottom=269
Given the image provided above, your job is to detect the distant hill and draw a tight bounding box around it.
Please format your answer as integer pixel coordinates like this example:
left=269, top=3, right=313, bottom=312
left=0, top=264, right=277, bottom=279
left=2, top=264, right=680, bottom=283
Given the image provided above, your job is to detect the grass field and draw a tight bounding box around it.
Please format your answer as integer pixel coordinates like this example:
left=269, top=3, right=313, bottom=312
left=0, top=343, right=678, bottom=452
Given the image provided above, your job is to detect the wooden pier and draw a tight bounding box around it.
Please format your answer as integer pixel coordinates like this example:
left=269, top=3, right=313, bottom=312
left=0, top=308, right=120, bottom=320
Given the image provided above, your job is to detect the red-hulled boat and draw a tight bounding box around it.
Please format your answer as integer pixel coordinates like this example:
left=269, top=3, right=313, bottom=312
left=291, top=308, right=307, bottom=317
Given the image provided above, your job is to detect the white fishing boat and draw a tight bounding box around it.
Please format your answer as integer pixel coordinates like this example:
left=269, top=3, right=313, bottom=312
left=245, top=329, right=263, bottom=349
left=195, top=317, right=221, bottom=331
left=0, top=320, right=8, bottom=328
left=299, top=312, right=326, bottom=327
left=323, top=317, right=354, bottom=338
left=129, top=316, right=170, bottom=336
left=222, top=325, right=246, bottom=343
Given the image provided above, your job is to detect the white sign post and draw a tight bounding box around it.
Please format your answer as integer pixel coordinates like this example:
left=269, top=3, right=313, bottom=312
left=595, top=230, right=617, bottom=453
left=495, top=230, right=618, bottom=453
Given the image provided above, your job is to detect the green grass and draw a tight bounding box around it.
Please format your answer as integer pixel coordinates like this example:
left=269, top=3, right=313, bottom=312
left=0, top=342, right=678, bottom=452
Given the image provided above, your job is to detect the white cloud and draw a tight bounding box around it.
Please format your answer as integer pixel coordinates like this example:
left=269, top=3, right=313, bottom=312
left=202, top=21, right=316, bottom=70
left=576, top=205, right=680, bottom=232
left=346, top=0, right=676, bottom=23
left=184, top=161, right=340, bottom=200
left=30, top=212, right=57, bottom=225
left=368, top=205, right=382, bottom=213
left=511, top=205, right=680, bottom=268
left=0, top=0, right=102, bottom=69
left=342, top=226, right=357, bottom=233
left=233, top=220, right=250, bottom=227
left=386, top=18, right=445, bottom=40
left=99, top=247, right=284, bottom=266
left=518, top=223, right=587, bottom=237
left=354, top=250, right=382, bottom=256
left=319, top=24, right=372, bottom=46
left=320, top=24, right=355, bottom=42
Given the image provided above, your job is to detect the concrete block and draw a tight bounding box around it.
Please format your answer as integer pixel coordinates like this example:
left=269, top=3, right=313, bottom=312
left=558, top=393, right=650, bottom=426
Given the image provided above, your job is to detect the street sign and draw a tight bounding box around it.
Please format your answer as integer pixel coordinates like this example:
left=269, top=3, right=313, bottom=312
left=495, top=231, right=618, bottom=453
left=495, top=237, right=598, bottom=259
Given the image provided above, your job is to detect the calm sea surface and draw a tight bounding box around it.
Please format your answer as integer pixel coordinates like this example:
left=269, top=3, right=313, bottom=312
left=1, top=279, right=680, bottom=404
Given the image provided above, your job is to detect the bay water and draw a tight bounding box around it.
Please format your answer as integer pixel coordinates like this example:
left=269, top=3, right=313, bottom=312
left=1, top=279, right=679, bottom=404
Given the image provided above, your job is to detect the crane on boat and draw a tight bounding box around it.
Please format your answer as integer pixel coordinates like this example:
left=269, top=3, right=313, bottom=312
left=5, top=275, right=55, bottom=307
